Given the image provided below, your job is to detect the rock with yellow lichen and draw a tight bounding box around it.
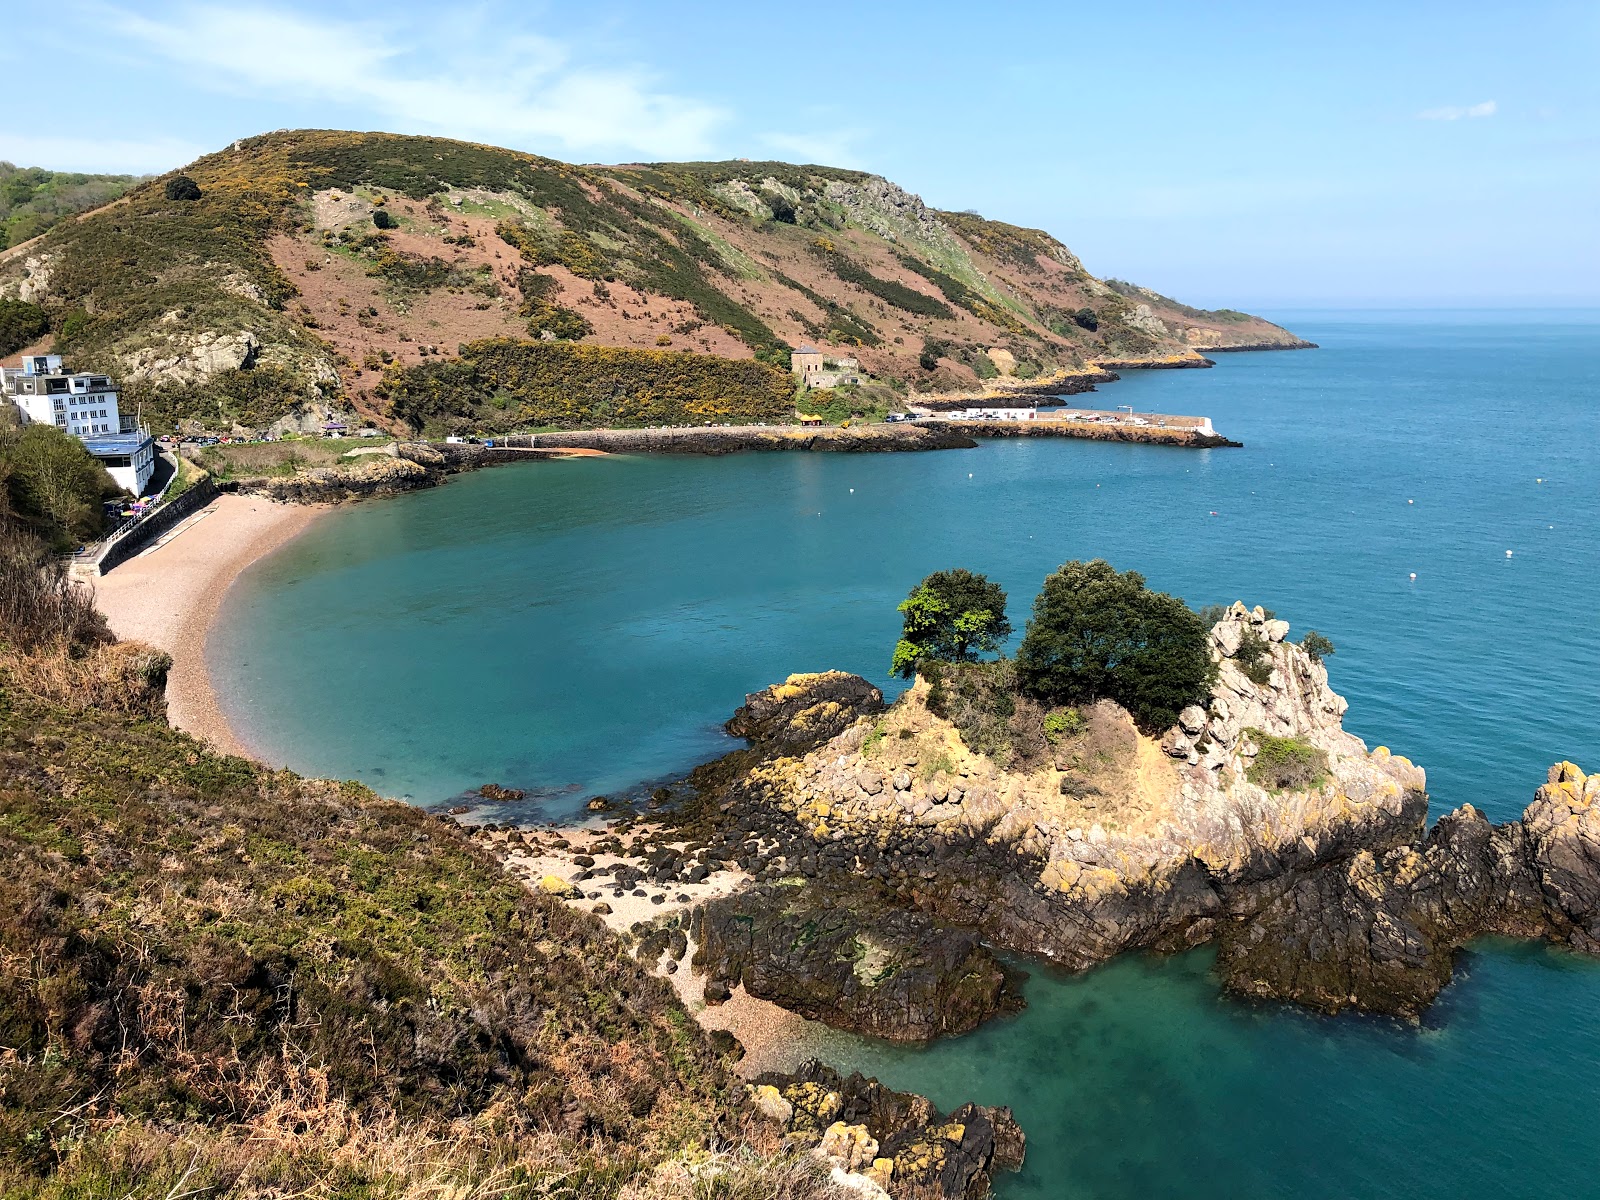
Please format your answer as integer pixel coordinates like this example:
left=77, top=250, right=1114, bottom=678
left=746, top=1060, right=1023, bottom=1200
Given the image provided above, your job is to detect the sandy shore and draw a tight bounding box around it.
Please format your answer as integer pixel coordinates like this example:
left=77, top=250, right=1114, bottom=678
left=92, top=493, right=324, bottom=755
left=498, top=822, right=831, bottom=1076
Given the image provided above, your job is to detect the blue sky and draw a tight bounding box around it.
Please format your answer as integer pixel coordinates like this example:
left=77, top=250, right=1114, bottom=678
left=4, top=0, right=1596, bottom=308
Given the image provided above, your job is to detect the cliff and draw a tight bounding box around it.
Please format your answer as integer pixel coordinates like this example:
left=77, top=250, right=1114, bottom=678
left=0, top=130, right=1309, bottom=435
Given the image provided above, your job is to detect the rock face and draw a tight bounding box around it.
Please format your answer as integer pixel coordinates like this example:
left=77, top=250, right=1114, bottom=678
left=726, top=672, right=886, bottom=757
left=748, top=1059, right=1024, bottom=1200
left=691, top=883, right=1021, bottom=1041
left=1217, top=762, right=1600, bottom=1014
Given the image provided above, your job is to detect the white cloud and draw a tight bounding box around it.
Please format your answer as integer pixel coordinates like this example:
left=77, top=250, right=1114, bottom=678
left=0, top=132, right=206, bottom=173
left=1418, top=100, right=1498, bottom=121
left=759, top=129, right=869, bottom=169
left=101, top=3, right=729, bottom=160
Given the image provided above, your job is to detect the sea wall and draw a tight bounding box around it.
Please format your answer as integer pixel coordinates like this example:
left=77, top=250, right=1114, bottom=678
left=934, top=419, right=1240, bottom=449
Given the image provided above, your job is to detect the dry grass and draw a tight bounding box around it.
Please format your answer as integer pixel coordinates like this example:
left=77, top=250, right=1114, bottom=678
left=0, top=527, right=110, bottom=651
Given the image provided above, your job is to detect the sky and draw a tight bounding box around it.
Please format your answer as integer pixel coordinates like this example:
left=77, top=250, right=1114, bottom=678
left=3, top=0, right=1596, bottom=309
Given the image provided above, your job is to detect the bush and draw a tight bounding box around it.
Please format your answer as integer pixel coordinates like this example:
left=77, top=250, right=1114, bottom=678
left=1, top=421, right=114, bottom=547
left=163, top=175, right=201, bottom=201
left=1043, top=707, right=1085, bottom=743
left=1016, top=559, right=1213, bottom=733
left=919, top=338, right=946, bottom=372
left=1246, top=729, right=1330, bottom=792
left=371, top=207, right=398, bottom=229
left=381, top=338, right=792, bottom=433
left=1071, top=307, right=1098, bottom=331
left=922, top=658, right=1020, bottom=762
left=0, top=528, right=111, bottom=651
left=1235, top=628, right=1275, bottom=685
left=1301, top=630, right=1336, bottom=663
left=890, top=568, right=1010, bottom=678
left=0, top=299, right=48, bottom=356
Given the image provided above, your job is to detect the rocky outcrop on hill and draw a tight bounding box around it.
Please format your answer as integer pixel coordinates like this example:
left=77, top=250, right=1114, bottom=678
left=232, top=441, right=498, bottom=503
left=748, top=1059, right=1025, bottom=1200
left=691, top=882, right=1021, bottom=1040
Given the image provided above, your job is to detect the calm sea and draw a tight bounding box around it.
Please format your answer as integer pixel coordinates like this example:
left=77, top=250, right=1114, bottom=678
left=215, top=311, right=1600, bottom=1197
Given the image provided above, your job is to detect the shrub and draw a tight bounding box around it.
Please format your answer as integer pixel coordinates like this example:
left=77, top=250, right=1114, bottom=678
left=1071, top=307, right=1098, bottom=331
left=890, top=568, right=1010, bottom=679
left=1235, top=628, right=1275, bottom=685
left=0, top=299, right=48, bottom=356
left=919, top=338, right=946, bottom=372
left=1301, top=630, right=1336, bottom=663
left=1016, top=559, right=1213, bottom=733
left=1246, top=729, right=1330, bottom=792
left=0, top=527, right=111, bottom=650
left=0, top=421, right=114, bottom=547
left=922, top=658, right=1020, bottom=762
left=1043, top=707, right=1085, bottom=744
left=163, top=175, right=201, bottom=201
left=381, top=338, right=792, bottom=433
left=371, top=207, right=398, bottom=230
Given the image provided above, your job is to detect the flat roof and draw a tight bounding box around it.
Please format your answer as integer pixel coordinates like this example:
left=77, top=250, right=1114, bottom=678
left=81, top=432, right=153, bottom=456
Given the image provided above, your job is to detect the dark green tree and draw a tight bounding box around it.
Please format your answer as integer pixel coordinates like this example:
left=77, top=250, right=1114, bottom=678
left=0, top=422, right=114, bottom=547
left=0, top=299, right=48, bottom=356
left=1300, top=630, right=1336, bottom=663
left=918, top=338, right=946, bottom=372
left=890, top=568, right=1011, bottom=678
left=372, top=208, right=398, bottom=230
left=163, top=175, right=201, bottom=201
left=1016, top=559, right=1213, bottom=732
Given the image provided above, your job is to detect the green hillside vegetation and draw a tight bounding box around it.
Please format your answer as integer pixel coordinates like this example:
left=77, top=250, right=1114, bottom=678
left=0, top=411, right=116, bottom=548
left=0, top=298, right=49, bottom=357
left=380, top=338, right=794, bottom=434
left=1, top=163, right=142, bottom=250
left=0, top=521, right=843, bottom=1199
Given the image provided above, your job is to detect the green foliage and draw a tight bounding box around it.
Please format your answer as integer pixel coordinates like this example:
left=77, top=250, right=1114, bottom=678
left=1016, top=559, right=1214, bottom=733
left=921, top=658, right=1020, bottom=762
left=162, top=175, right=201, bottom=202
left=130, top=365, right=311, bottom=433
left=1246, top=729, right=1330, bottom=792
left=0, top=300, right=48, bottom=356
left=1043, top=707, right=1085, bottom=744
left=1071, top=307, right=1098, bottom=331
left=371, top=206, right=398, bottom=229
left=936, top=210, right=1078, bottom=273
left=1235, top=628, right=1275, bottom=686
left=0, top=421, right=114, bottom=547
left=0, top=162, right=139, bottom=250
left=770, top=270, right=881, bottom=348
left=516, top=269, right=592, bottom=340
left=919, top=338, right=947, bottom=372
left=381, top=338, right=793, bottom=434
left=1103, top=278, right=1253, bottom=323
left=890, top=568, right=1011, bottom=679
left=811, top=241, right=954, bottom=320
left=1301, top=630, right=1336, bottom=663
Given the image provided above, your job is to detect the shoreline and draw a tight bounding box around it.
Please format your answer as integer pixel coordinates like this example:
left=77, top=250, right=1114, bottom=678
left=92, top=493, right=325, bottom=756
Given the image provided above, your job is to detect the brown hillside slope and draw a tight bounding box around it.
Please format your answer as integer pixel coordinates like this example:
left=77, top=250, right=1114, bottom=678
left=0, top=131, right=1308, bottom=434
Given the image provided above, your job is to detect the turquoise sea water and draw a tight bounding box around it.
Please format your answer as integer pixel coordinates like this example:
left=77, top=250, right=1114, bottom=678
left=215, top=312, right=1600, bottom=1197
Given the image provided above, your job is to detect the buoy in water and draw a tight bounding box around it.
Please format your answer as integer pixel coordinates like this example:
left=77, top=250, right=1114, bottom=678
left=849, top=488, right=854, bottom=493
left=1410, top=573, right=1417, bottom=580
left=1408, top=499, right=1414, bottom=505
left=1506, top=550, right=1514, bottom=558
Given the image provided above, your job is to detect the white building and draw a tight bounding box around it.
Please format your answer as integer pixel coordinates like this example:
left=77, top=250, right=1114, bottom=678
left=3, top=354, right=157, bottom=494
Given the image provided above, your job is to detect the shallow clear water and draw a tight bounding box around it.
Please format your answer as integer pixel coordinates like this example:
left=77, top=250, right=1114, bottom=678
left=215, top=311, right=1600, bottom=1196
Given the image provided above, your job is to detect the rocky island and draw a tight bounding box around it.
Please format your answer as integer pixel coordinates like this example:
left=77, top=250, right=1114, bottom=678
left=497, top=578, right=1599, bottom=1045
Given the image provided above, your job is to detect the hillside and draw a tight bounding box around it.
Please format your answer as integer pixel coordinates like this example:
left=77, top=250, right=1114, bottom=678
left=0, top=526, right=843, bottom=1198
left=0, top=163, right=143, bottom=251
left=0, top=130, right=1309, bottom=434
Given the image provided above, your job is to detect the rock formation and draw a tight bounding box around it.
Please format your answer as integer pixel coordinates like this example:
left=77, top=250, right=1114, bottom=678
left=747, top=1059, right=1024, bottom=1200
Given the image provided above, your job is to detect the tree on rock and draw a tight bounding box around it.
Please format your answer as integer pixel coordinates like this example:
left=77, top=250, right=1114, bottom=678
left=1016, top=559, right=1212, bottom=732
left=891, top=568, right=1011, bottom=678
left=163, top=175, right=201, bottom=201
